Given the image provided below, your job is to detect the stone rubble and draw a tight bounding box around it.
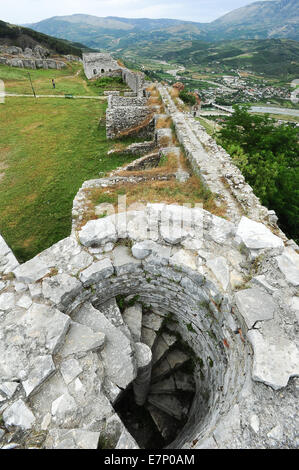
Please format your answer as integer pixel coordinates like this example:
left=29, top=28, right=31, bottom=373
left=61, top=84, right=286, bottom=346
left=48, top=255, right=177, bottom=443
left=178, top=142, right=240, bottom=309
left=0, top=45, right=68, bottom=70
left=0, top=205, right=298, bottom=448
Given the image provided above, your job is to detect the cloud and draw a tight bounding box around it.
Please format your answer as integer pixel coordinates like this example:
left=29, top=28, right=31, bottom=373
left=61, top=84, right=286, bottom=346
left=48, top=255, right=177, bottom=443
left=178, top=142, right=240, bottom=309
left=0, top=0, right=268, bottom=24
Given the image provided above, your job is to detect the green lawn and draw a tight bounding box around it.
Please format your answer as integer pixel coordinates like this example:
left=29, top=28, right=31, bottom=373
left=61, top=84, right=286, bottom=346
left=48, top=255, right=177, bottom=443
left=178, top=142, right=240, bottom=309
left=0, top=62, right=94, bottom=96
left=0, top=63, right=130, bottom=96
left=0, top=93, right=139, bottom=262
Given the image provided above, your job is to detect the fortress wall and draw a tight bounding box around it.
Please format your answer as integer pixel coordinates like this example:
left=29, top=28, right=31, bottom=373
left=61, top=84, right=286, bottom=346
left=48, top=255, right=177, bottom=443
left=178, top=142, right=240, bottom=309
left=106, top=106, right=155, bottom=139
left=121, top=69, right=146, bottom=97
left=108, top=95, right=148, bottom=107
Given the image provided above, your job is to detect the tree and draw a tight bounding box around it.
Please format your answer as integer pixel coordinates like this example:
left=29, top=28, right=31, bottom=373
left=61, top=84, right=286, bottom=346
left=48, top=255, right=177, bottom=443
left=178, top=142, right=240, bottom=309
left=179, top=90, right=196, bottom=106
left=218, top=105, right=299, bottom=241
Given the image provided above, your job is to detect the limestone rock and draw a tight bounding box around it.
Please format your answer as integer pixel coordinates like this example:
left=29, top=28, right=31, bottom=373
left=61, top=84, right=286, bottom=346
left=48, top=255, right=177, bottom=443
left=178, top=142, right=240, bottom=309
left=103, top=379, right=122, bottom=405
left=213, top=404, right=240, bottom=448
left=133, top=342, right=152, bottom=406
left=59, top=321, right=105, bottom=359
left=142, top=311, right=164, bottom=332
left=267, top=424, right=283, bottom=441
left=276, top=250, right=299, bottom=286
left=42, top=273, right=82, bottom=310
left=206, top=256, right=230, bottom=291
left=235, top=288, right=275, bottom=329
left=0, top=304, right=70, bottom=382
left=141, top=327, right=157, bottom=349
left=0, top=382, right=19, bottom=400
left=123, top=303, right=143, bottom=342
left=247, top=329, right=299, bottom=390
left=79, top=258, right=114, bottom=286
left=249, top=414, right=260, bottom=434
left=3, top=399, right=35, bottom=430
left=127, top=212, right=150, bottom=241
left=0, top=235, right=19, bottom=274
left=252, top=275, right=277, bottom=294
left=113, top=211, right=140, bottom=239
left=95, top=203, right=115, bottom=217
left=112, top=245, right=141, bottom=275
left=97, top=298, right=131, bottom=341
left=16, top=294, right=32, bottom=309
left=131, top=240, right=157, bottom=260
left=28, top=283, right=42, bottom=299
left=148, top=394, right=188, bottom=421
left=236, top=217, right=284, bottom=251
left=13, top=257, right=51, bottom=283
left=79, top=217, right=117, bottom=247
left=46, top=428, right=101, bottom=449
left=0, top=293, right=15, bottom=311
left=160, top=205, right=191, bottom=244
left=72, top=303, right=136, bottom=389
left=39, top=236, right=93, bottom=276
left=22, top=355, right=55, bottom=397
left=51, top=393, right=77, bottom=426
left=23, top=303, right=71, bottom=354
left=170, top=249, right=198, bottom=271
left=115, top=428, right=139, bottom=449
left=209, top=216, right=235, bottom=244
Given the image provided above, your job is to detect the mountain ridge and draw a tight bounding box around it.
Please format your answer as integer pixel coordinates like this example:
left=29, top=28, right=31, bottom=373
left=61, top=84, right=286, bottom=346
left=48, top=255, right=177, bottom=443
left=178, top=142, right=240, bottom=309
left=0, top=20, right=92, bottom=57
left=24, top=0, right=299, bottom=46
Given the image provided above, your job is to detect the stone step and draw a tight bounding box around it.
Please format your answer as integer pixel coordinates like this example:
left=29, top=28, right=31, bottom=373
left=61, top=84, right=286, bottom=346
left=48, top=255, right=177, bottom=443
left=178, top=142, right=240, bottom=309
left=141, top=311, right=164, bottom=332
left=147, top=404, right=181, bottom=443
left=150, top=371, right=195, bottom=395
left=122, top=303, right=143, bottom=342
left=72, top=302, right=137, bottom=390
left=149, top=376, right=176, bottom=394
left=140, top=326, right=157, bottom=349
left=173, top=371, right=196, bottom=393
left=151, top=349, right=190, bottom=383
left=152, top=332, right=177, bottom=365
left=147, top=394, right=189, bottom=421
left=95, top=298, right=131, bottom=340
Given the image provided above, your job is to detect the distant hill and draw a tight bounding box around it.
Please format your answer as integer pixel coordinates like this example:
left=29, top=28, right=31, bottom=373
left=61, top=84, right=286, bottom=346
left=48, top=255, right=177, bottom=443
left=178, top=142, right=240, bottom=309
left=208, top=0, right=299, bottom=41
left=0, top=20, right=91, bottom=57
left=25, top=0, right=299, bottom=48
left=160, top=39, right=299, bottom=78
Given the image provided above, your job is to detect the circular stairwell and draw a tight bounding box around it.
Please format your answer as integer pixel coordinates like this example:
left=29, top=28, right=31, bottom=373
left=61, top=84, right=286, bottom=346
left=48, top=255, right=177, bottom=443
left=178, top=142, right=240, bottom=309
left=111, top=299, right=196, bottom=448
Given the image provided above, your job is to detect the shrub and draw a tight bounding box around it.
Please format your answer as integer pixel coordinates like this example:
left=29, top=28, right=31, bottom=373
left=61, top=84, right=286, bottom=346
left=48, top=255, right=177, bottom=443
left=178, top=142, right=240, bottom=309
left=179, top=90, right=196, bottom=106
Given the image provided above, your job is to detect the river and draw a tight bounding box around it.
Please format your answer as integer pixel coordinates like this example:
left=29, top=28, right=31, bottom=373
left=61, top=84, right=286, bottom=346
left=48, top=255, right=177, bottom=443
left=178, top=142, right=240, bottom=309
left=250, top=106, right=299, bottom=117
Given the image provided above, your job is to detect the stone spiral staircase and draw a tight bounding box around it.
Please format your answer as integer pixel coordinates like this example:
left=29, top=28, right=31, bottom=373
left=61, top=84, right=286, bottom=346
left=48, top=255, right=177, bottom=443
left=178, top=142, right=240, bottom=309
left=100, top=297, right=196, bottom=449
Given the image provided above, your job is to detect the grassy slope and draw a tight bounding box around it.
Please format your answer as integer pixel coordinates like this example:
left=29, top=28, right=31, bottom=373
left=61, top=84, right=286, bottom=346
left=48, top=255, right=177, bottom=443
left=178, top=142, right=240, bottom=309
left=0, top=63, right=129, bottom=96
left=0, top=67, right=138, bottom=262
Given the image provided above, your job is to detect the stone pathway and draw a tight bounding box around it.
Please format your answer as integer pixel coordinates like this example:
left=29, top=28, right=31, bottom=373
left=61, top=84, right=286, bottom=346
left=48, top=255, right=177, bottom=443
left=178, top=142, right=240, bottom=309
left=157, top=84, right=286, bottom=236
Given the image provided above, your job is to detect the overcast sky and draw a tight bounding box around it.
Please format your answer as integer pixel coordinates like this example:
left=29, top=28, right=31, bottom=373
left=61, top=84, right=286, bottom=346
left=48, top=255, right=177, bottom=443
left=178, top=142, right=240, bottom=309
left=0, top=0, right=270, bottom=25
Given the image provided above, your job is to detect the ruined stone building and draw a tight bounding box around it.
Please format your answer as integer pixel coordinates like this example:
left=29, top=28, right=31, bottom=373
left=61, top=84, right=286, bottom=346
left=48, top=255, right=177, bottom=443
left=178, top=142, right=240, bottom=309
left=83, top=53, right=120, bottom=79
